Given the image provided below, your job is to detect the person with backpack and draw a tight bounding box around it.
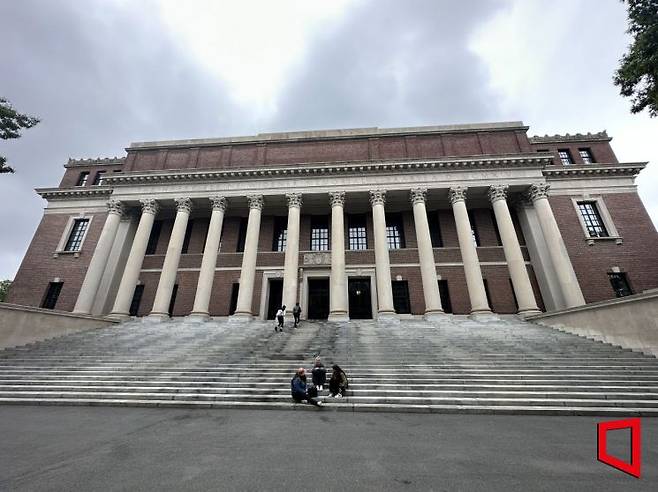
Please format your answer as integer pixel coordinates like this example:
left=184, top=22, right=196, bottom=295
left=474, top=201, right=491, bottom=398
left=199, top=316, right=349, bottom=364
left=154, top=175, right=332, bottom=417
left=292, top=303, right=302, bottom=327
left=328, top=364, right=348, bottom=398
left=311, top=356, right=326, bottom=391
left=290, top=368, right=322, bottom=406
left=275, top=305, right=286, bottom=332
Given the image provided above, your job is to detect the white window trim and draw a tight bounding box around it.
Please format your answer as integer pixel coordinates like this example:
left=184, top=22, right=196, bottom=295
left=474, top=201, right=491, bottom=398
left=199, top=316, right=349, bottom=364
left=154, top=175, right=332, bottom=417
left=571, top=196, right=622, bottom=246
left=54, top=214, right=94, bottom=257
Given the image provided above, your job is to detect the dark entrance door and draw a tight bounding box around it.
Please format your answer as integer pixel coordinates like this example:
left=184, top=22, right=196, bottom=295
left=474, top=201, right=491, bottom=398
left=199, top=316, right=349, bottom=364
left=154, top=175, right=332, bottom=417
left=307, top=278, right=330, bottom=319
left=267, top=279, right=284, bottom=320
left=348, top=277, right=372, bottom=319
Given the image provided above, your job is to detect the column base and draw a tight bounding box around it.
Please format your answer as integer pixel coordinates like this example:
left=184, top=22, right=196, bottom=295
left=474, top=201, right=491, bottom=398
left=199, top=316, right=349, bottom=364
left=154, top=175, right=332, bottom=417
left=106, top=312, right=130, bottom=321
left=468, top=310, right=498, bottom=322
left=230, top=312, right=253, bottom=322
left=517, top=308, right=542, bottom=319
left=187, top=312, right=211, bottom=322
left=145, top=312, right=171, bottom=322
left=423, top=310, right=446, bottom=322
left=328, top=312, right=349, bottom=322
left=376, top=311, right=399, bottom=324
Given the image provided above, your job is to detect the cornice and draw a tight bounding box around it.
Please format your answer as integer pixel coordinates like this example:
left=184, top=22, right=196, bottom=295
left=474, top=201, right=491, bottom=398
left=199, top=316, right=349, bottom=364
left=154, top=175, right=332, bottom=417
left=529, top=131, right=610, bottom=144
left=65, top=157, right=125, bottom=168
left=36, top=186, right=113, bottom=200
left=542, top=163, right=646, bottom=179
left=105, top=153, right=551, bottom=186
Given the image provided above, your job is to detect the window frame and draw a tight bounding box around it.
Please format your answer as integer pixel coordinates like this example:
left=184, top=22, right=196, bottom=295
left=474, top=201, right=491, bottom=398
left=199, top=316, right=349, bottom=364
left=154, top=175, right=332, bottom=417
left=348, top=214, right=368, bottom=250
left=145, top=220, right=163, bottom=255
left=92, top=170, right=106, bottom=185
left=236, top=217, right=248, bottom=252
left=55, top=214, right=94, bottom=256
left=427, top=210, right=443, bottom=248
left=385, top=213, right=405, bottom=250
left=391, top=280, right=411, bottom=314
left=557, top=149, right=574, bottom=165
left=578, top=148, right=595, bottom=164
left=310, top=215, right=330, bottom=251
left=272, top=216, right=288, bottom=252
left=467, top=210, right=480, bottom=247
left=571, top=196, right=621, bottom=245
left=41, top=281, right=63, bottom=310
left=608, top=271, right=633, bottom=298
left=75, top=171, right=90, bottom=186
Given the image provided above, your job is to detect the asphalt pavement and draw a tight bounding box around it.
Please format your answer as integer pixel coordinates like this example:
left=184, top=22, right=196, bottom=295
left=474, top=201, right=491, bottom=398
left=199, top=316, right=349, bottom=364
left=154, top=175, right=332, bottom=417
left=0, top=406, right=656, bottom=491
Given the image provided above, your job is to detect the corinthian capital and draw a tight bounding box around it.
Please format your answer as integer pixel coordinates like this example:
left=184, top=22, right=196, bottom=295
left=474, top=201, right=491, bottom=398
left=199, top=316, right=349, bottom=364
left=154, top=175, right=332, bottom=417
left=487, top=185, right=508, bottom=204
left=526, top=183, right=550, bottom=203
left=449, top=186, right=468, bottom=205
left=106, top=199, right=124, bottom=217
left=140, top=198, right=159, bottom=216
left=409, top=188, right=427, bottom=205
left=286, top=193, right=303, bottom=209
left=247, top=194, right=264, bottom=211
left=209, top=196, right=228, bottom=212
left=329, top=191, right=345, bottom=208
left=369, top=189, right=386, bottom=207
left=175, top=197, right=193, bottom=214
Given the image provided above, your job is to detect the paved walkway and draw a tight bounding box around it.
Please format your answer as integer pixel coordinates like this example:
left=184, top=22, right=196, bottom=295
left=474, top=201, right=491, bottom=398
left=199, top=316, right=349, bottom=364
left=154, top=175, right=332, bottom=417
left=0, top=406, right=656, bottom=490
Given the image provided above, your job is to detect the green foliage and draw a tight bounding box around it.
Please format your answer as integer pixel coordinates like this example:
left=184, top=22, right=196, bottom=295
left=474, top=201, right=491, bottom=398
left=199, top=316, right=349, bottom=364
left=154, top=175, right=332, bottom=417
left=614, top=0, right=658, bottom=116
left=0, top=280, right=11, bottom=303
left=0, top=97, right=40, bottom=173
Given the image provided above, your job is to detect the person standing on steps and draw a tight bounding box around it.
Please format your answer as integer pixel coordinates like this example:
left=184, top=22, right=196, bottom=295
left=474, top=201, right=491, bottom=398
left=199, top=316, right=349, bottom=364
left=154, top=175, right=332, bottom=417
left=290, top=368, right=322, bottom=407
left=311, top=356, right=326, bottom=391
left=292, top=303, right=302, bottom=327
left=275, top=305, right=286, bottom=332
left=328, top=364, right=348, bottom=398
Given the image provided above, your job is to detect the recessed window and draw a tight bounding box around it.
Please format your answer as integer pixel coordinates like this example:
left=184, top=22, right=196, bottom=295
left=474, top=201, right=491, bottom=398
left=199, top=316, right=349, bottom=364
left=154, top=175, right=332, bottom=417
left=578, top=148, right=595, bottom=164
left=310, top=216, right=329, bottom=251
left=41, top=282, right=63, bottom=309
left=386, top=214, right=405, bottom=250
left=438, top=280, right=452, bottom=313
left=483, top=279, right=493, bottom=310
left=64, top=218, right=89, bottom=252
left=577, top=202, right=609, bottom=238
left=146, top=220, right=163, bottom=255
left=229, top=283, right=240, bottom=315
left=392, top=280, right=411, bottom=314
left=348, top=214, right=368, bottom=250
left=558, top=149, right=574, bottom=165
left=608, top=272, right=633, bottom=298
left=168, top=284, right=179, bottom=317
left=490, top=209, right=501, bottom=246
left=181, top=219, right=195, bottom=254
left=468, top=210, right=480, bottom=247
left=129, top=285, right=145, bottom=316
left=236, top=218, right=248, bottom=252
left=427, top=211, right=443, bottom=247
left=75, top=171, right=89, bottom=186
left=272, top=217, right=287, bottom=252
left=92, top=171, right=106, bottom=185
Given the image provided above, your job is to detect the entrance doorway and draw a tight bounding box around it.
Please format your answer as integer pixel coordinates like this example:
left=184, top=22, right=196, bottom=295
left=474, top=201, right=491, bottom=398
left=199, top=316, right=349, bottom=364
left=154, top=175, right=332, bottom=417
left=307, top=278, right=330, bottom=319
left=266, top=278, right=284, bottom=320
left=348, top=277, right=372, bottom=319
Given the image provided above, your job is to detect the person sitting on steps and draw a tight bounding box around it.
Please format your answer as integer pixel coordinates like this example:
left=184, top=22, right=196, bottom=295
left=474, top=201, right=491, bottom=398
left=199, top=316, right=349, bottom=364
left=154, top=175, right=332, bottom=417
left=328, top=364, right=348, bottom=398
left=290, top=368, right=322, bottom=407
left=311, top=356, right=326, bottom=392
left=275, top=305, right=286, bottom=332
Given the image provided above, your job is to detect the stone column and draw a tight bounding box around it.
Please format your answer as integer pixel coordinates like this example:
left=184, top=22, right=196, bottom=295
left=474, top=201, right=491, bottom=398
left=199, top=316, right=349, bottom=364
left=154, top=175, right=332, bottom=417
left=74, top=199, right=125, bottom=314
left=189, top=196, right=228, bottom=320
left=410, top=188, right=443, bottom=319
left=488, top=185, right=540, bottom=316
left=329, top=191, right=349, bottom=321
left=369, top=190, right=396, bottom=317
left=527, top=183, right=585, bottom=308
left=109, top=198, right=159, bottom=320
left=449, top=187, right=491, bottom=315
left=233, top=195, right=264, bottom=319
left=149, top=197, right=193, bottom=319
left=282, top=193, right=302, bottom=314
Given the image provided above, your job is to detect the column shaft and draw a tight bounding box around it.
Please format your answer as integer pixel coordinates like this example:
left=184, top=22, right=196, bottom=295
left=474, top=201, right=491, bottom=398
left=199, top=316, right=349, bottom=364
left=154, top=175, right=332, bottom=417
left=450, top=187, right=491, bottom=314
left=410, top=189, right=443, bottom=316
left=489, top=186, right=540, bottom=315
left=74, top=200, right=124, bottom=314
left=329, top=192, right=348, bottom=321
left=109, top=199, right=159, bottom=319
left=233, top=195, right=263, bottom=318
left=190, top=196, right=227, bottom=319
left=370, top=190, right=395, bottom=315
left=528, top=184, right=585, bottom=308
left=282, top=194, right=302, bottom=313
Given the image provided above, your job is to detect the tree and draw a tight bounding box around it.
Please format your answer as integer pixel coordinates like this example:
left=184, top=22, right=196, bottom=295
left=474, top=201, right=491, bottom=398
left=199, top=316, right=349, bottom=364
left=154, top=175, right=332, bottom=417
left=614, top=0, right=658, bottom=117
left=0, top=98, right=40, bottom=173
left=0, top=280, right=11, bottom=303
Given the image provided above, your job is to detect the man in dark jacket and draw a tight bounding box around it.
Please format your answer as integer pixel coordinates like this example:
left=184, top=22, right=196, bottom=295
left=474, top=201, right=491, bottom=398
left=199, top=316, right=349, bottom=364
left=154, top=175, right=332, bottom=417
left=292, top=303, right=302, bottom=327
left=290, top=368, right=322, bottom=406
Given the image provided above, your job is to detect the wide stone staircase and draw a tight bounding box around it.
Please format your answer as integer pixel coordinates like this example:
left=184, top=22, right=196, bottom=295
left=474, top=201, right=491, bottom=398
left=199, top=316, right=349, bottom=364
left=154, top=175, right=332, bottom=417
left=1, top=316, right=657, bottom=415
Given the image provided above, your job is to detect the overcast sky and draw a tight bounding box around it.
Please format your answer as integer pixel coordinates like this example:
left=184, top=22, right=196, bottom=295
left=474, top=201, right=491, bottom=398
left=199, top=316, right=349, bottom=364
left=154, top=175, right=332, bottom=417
left=1, top=0, right=656, bottom=280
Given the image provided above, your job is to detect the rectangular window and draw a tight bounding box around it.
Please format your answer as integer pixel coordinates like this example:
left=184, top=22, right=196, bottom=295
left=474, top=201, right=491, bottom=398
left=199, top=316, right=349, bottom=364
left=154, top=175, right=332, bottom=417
left=608, top=272, right=633, bottom=298
left=310, top=216, right=329, bottom=251
left=483, top=279, right=493, bottom=310
left=129, top=285, right=145, bottom=316
left=146, top=220, right=163, bottom=255
left=64, top=218, right=89, bottom=252
left=92, top=171, right=106, bottom=185
left=75, top=172, right=89, bottom=186
left=348, top=214, right=368, bottom=250
left=229, top=283, right=240, bottom=315
left=386, top=214, right=405, bottom=250
left=468, top=210, right=480, bottom=247
left=181, top=219, right=194, bottom=254
left=438, top=280, right=452, bottom=314
left=272, top=216, right=288, bottom=252
left=490, top=209, right=502, bottom=246
left=578, top=148, right=595, bottom=164
left=392, top=280, right=411, bottom=314
left=428, top=211, right=443, bottom=247
left=236, top=218, right=248, bottom=252
left=577, top=202, right=609, bottom=238
left=41, top=282, right=63, bottom=309
left=558, top=149, right=574, bottom=165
